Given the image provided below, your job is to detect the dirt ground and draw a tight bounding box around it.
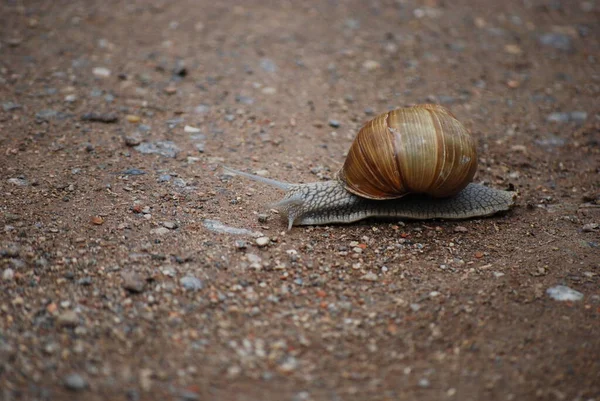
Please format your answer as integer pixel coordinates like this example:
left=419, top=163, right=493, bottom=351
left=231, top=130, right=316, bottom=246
left=1, top=0, right=599, bottom=400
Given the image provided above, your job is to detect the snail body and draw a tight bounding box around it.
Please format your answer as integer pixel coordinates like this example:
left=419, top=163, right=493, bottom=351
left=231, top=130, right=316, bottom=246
left=225, top=104, right=516, bottom=229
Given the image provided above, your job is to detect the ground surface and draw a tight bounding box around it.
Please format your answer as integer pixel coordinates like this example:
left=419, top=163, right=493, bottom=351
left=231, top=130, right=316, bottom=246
left=1, top=1, right=599, bottom=400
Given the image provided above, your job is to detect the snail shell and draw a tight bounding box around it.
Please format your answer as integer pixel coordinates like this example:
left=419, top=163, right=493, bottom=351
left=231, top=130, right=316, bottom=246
left=338, top=104, right=478, bottom=200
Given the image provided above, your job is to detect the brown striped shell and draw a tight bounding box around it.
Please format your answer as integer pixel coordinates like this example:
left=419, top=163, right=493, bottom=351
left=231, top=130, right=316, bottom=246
left=338, top=104, right=478, bottom=200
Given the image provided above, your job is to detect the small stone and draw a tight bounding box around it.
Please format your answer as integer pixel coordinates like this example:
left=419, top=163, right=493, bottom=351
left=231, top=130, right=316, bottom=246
left=493, top=271, right=505, bottom=278
left=504, top=44, right=522, bottom=54
left=64, top=373, right=87, bottom=391
left=81, top=112, right=118, bottom=123
left=184, top=125, right=201, bottom=133
left=278, top=356, right=298, bottom=373
left=2, top=268, right=15, bottom=281
left=328, top=119, right=341, bottom=128
left=124, top=134, right=142, bottom=146
left=57, top=311, right=79, bottom=327
left=547, top=112, right=570, bottom=123
left=570, top=111, right=588, bottom=123
left=91, top=216, right=104, bottom=225
left=7, top=178, right=28, bottom=186
left=163, top=221, right=178, bottom=230
left=261, top=86, right=277, bottom=95
left=172, top=60, right=187, bottom=77
left=255, top=237, right=270, bottom=247
left=2, top=102, right=22, bottom=111
left=539, top=33, right=573, bottom=52
left=246, top=253, right=262, bottom=269
left=164, top=86, right=177, bottom=95
left=361, top=272, right=378, bottom=282
left=582, top=223, right=598, bottom=232
left=363, top=60, right=380, bottom=71
left=64, top=94, right=78, bottom=103
left=122, top=169, right=145, bottom=176
left=126, top=114, right=141, bottom=123
left=152, top=227, right=171, bottom=235
left=134, top=141, right=180, bottom=158
left=194, top=104, right=210, bottom=114
left=454, top=226, right=468, bottom=233
left=92, top=67, right=111, bottom=77
left=235, top=240, right=247, bottom=250
left=546, top=285, right=583, bottom=301
left=122, top=271, right=146, bottom=293
left=418, top=378, right=430, bottom=388
left=260, top=58, right=277, bottom=73
left=180, top=276, right=203, bottom=291
left=257, top=214, right=268, bottom=223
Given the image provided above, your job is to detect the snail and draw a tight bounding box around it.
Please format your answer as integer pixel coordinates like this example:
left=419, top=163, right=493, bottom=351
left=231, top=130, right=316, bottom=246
left=224, top=104, right=516, bottom=229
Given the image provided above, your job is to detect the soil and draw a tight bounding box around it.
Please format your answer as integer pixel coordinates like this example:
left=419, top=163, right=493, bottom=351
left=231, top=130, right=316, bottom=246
left=1, top=1, right=599, bottom=400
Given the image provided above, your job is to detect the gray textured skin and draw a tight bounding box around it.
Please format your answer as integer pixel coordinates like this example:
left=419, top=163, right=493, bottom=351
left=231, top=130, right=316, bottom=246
left=223, top=167, right=516, bottom=229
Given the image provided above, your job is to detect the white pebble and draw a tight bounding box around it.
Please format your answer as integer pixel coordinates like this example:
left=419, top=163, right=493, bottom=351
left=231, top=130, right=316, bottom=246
left=255, top=237, right=270, bottom=247
left=184, top=125, right=201, bottom=133
left=3, top=268, right=15, bottom=281
left=92, top=67, right=111, bottom=77
left=546, top=285, right=584, bottom=301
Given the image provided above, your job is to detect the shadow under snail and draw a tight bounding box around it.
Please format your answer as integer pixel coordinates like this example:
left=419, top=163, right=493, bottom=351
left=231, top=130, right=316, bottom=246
left=224, top=104, right=516, bottom=229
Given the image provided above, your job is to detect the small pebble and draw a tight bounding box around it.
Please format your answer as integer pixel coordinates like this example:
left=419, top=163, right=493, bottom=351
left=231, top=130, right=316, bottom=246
left=57, top=311, right=79, bottom=327
left=124, top=134, right=142, bottom=146
left=361, top=272, right=378, bottom=282
left=546, top=285, right=584, bottom=301
left=180, top=276, right=203, bottom=291
left=7, top=178, right=28, bottom=186
left=81, top=112, right=118, bottom=123
left=92, top=67, right=111, bottom=77
left=328, top=119, right=341, bottom=128
left=64, top=94, right=77, bottom=103
left=126, top=115, right=141, bottom=123
left=122, top=271, right=146, bottom=293
left=2, top=268, right=15, bottom=281
left=235, top=240, right=247, bottom=250
left=64, top=373, right=87, bottom=391
left=163, top=221, right=178, bottom=230
left=152, top=227, right=171, bottom=235
left=256, top=237, right=270, bottom=247
left=278, top=356, right=298, bottom=373
left=260, top=58, right=277, bottom=73
left=538, top=33, right=573, bottom=52
left=363, top=60, right=380, bottom=70
left=2, top=102, right=22, bottom=112
left=582, top=223, right=598, bottom=232
left=134, top=141, right=180, bottom=158
left=418, top=378, right=430, bottom=388
left=261, top=87, right=277, bottom=95
left=454, top=226, right=468, bottom=233
left=257, top=214, right=268, bottom=223
left=184, top=125, right=201, bottom=133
